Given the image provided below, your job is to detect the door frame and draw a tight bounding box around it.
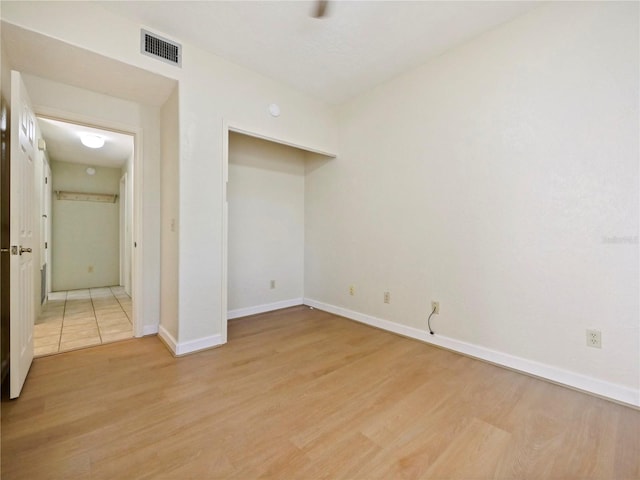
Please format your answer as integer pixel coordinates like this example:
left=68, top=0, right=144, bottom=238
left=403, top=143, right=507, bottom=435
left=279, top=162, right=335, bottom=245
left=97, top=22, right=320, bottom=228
left=43, top=159, right=52, bottom=301
left=119, top=172, right=132, bottom=295
left=119, top=173, right=126, bottom=288
left=35, top=107, right=144, bottom=337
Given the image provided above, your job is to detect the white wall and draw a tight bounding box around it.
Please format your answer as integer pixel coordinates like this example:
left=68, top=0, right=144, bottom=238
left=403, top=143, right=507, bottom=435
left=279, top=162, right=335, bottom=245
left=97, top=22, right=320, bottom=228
left=1, top=1, right=337, bottom=351
left=174, top=38, right=337, bottom=347
left=227, top=132, right=305, bottom=315
left=305, top=2, right=639, bottom=401
left=51, top=161, right=120, bottom=290
left=160, top=86, right=179, bottom=340
left=20, top=73, right=163, bottom=335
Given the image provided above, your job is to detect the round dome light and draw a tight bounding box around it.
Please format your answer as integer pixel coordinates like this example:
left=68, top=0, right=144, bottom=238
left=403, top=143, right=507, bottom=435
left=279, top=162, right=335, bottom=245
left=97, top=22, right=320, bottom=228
left=80, top=134, right=105, bottom=149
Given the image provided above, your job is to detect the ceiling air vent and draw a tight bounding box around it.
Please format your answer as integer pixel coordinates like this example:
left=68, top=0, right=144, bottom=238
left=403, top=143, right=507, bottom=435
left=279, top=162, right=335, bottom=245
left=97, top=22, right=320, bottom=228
left=141, top=29, right=181, bottom=67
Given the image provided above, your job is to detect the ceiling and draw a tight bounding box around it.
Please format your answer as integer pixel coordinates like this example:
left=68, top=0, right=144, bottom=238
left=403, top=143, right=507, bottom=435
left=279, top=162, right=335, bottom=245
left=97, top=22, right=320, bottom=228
left=38, top=117, right=134, bottom=169
left=98, top=1, right=539, bottom=105
left=4, top=1, right=540, bottom=165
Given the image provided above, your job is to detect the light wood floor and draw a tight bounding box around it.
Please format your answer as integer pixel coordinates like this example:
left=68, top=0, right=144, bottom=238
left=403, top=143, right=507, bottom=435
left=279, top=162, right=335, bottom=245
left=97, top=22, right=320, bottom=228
left=2, top=306, right=639, bottom=479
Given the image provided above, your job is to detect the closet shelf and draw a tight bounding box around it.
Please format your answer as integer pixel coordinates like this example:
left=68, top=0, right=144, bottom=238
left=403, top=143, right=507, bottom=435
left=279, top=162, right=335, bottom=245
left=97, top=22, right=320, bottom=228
left=55, top=190, right=118, bottom=203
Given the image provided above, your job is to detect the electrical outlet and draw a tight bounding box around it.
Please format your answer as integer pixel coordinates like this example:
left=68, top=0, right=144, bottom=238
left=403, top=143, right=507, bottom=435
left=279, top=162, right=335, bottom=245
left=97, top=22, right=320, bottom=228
left=384, top=291, right=390, bottom=304
left=431, top=301, right=440, bottom=314
left=270, top=280, right=276, bottom=289
left=586, top=329, right=601, bottom=348
left=349, top=285, right=355, bottom=296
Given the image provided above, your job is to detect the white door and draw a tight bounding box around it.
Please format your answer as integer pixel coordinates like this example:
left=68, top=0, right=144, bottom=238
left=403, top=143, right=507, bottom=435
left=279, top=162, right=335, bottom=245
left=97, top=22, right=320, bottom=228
left=9, top=71, right=35, bottom=399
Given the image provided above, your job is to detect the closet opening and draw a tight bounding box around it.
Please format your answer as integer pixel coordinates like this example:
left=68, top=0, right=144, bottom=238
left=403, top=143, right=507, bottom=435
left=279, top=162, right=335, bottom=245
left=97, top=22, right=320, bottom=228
left=222, top=125, right=335, bottom=343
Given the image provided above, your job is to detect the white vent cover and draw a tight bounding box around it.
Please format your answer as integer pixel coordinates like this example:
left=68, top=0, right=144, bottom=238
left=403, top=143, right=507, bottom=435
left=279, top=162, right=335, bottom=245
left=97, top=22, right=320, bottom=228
left=141, top=29, right=181, bottom=67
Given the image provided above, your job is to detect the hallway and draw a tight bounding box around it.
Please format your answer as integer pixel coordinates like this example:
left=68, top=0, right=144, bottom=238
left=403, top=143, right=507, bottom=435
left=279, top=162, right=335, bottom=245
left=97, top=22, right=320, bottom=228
left=34, top=286, right=133, bottom=357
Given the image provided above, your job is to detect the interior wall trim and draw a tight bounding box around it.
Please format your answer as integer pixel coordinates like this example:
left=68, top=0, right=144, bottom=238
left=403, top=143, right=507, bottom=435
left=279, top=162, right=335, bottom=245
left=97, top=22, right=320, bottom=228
left=142, top=324, right=159, bottom=336
left=157, top=325, right=178, bottom=354
left=158, top=325, right=223, bottom=356
left=227, top=298, right=303, bottom=320
left=303, top=298, right=639, bottom=408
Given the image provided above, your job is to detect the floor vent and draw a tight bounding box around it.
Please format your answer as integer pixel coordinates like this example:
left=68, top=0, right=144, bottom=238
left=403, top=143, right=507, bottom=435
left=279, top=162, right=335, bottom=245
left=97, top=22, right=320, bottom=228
left=141, top=29, right=181, bottom=67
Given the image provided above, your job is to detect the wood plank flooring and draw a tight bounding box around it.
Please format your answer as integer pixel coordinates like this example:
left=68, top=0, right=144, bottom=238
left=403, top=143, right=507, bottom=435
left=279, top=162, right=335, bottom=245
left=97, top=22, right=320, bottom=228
left=2, top=306, right=639, bottom=479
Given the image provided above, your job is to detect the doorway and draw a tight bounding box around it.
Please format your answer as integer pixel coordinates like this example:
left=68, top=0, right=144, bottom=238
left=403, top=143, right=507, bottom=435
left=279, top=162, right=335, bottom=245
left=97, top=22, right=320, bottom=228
left=222, top=123, right=336, bottom=344
left=226, top=132, right=307, bottom=319
left=1, top=24, right=177, bottom=396
left=33, top=117, right=135, bottom=356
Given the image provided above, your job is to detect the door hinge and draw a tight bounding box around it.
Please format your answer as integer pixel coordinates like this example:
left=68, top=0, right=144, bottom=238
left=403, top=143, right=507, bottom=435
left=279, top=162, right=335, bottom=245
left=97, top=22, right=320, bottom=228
left=45, top=242, right=48, bottom=249
left=45, top=177, right=48, bottom=184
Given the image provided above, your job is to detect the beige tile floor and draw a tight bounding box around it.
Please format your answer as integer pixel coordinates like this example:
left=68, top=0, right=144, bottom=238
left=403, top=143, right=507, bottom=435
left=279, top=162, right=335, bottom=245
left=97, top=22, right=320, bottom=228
left=34, top=286, right=133, bottom=357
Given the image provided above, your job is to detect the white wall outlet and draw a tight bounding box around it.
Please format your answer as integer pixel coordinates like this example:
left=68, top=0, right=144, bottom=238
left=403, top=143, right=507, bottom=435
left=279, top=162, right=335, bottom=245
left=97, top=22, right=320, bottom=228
left=586, top=329, right=601, bottom=348
left=349, top=285, right=355, bottom=296
left=384, top=291, right=391, bottom=304
left=431, top=301, right=440, bottom=314
left=270, top=280, right=276, bottom=289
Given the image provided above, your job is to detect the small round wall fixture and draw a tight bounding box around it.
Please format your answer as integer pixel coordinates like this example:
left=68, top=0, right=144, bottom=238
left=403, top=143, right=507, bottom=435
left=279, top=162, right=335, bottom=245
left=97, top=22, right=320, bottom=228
left=80, top=133, right=105, bottom=149
left=268, top=103, right=281, bottom=117
left=86, top=167, right=96, bottom=176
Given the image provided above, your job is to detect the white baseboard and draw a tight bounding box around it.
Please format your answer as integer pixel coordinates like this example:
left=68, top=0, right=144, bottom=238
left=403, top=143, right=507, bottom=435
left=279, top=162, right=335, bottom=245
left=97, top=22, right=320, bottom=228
left=158, top=325, right=223, bottom=356
left=158, top=325, right=178, bottom=353
left=143, top=324, right=159, bottom=336
left=303, top=298, right=639, bottom=408
left=227, top=298, right=303, bottom=320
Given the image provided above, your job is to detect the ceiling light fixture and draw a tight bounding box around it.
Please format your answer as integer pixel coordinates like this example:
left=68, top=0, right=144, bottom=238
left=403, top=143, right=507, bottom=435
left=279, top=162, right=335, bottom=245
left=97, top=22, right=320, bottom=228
left=80, top=134, right=105, bottom=149
left=86, top=167, right=96, bottom=176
